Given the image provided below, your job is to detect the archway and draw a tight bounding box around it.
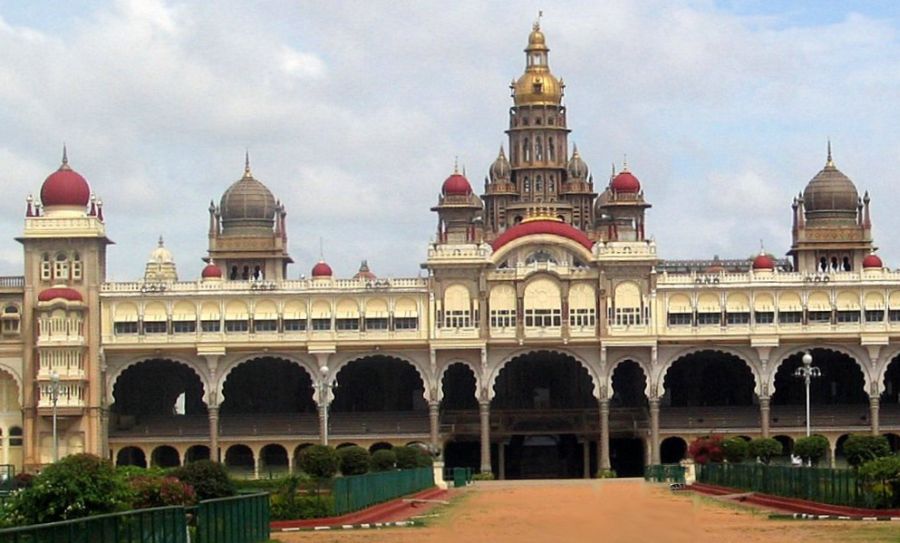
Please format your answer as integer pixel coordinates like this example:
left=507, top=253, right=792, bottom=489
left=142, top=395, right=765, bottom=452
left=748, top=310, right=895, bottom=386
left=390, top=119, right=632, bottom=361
left=773, top=350, right=867, bottom=429
left=259, top=444, right=289, bottom=475
left=663, top=351, right=756, bottom=407
left=440, top=363, right=478, bottom=451
left=881, top=356, right=900, bottom=428
left=660, top=437, right=687, bottom=464
left=444, top=440, right=480, bottom=474
left=773, top=435, right=794, bottom=462
left=293, top=443, right=313, bottom=468
left=151, top=445, right=180, bottom=468
left=225, top=444, right=254, bottom=475
left=111, top=359, right=207, bottom=436
left=884, top=433, right=900, bottom=453
left=835, top=434, right=851, bottom=467
left=609, top=360, right=650, bottom=476
left=185, top=445, right=211, bottom=463
left=610, top=361, right=648, bottom=408
left=491, top=351, right=597, bottom=479
left=336, top=442, right=358, bottom=449
left=116, top=446, right=147, bottom=467
left=369, top=442, right=393, bottom=453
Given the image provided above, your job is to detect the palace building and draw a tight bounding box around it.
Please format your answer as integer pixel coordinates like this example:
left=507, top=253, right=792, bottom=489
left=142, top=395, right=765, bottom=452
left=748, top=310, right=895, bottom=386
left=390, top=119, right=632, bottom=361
left=2, top=21, right=900, bottom=479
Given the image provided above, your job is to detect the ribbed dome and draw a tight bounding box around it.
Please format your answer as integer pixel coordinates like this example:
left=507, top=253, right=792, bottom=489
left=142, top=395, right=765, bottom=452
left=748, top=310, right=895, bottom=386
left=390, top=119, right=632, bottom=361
left=219, top=160, right=276, bottom=235
left=566, top=146, right=588, bottom=180
left=148, top=236, right=174, bottom=264
left=490, top=147, right=511, bottom=181
left=803, top=148, right=858, bottom=223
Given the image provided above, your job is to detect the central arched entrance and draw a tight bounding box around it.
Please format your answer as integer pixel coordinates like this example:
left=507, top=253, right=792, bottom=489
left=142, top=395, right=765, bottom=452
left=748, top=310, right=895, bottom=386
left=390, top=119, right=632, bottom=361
left=609, top=360, right=649, bottom=477
left=491, top=351, right=597, bottom=479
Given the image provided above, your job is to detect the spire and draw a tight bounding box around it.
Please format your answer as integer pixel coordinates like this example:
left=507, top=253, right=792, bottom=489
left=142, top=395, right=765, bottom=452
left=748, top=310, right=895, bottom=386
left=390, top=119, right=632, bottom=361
left=534, top=10, right=543, bottom=31
left=158, top=235, right=164, bottom=248
left=611, top=162, right=616, bottom=179
left=572, top=143, right=580, bottom=157
left=498, top=145, right=506, bottom=159
left=453, top=156, right=459, bottom=174
left=244, top=149, right=252, bottom=177
left=60, top=143, right=70, bottom=171
left=622, top=154, right=629, bottom=172
left=826, top=139, right=834, bottom=167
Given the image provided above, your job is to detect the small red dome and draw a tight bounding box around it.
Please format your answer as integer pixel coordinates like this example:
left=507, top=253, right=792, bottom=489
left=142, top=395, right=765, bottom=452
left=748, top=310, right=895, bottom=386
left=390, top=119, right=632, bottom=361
left=41, top=157, right=91, bottom=207
left=752, top=253, right=776, bottom=270
left=201, top=263, right=223, bottom=278
left=863, top=253, right=883, bottom=269
left=610, top=171, right=641, bottom=193
left=311, top=261, right=333, bottom=278
left=442, top=173, right=472, bottom=196
left=37, top=287, right=83, bottom=302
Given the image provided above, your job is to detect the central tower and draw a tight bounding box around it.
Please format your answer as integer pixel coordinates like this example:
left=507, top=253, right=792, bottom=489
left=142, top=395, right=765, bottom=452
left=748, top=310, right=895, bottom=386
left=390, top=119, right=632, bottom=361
left=483, top=20, right=596, bottom=240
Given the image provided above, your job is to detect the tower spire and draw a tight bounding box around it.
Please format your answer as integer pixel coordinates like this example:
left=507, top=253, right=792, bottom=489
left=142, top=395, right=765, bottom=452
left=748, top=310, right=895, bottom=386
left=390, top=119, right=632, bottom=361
left=826, top=139, right=834, bottom=167
left=244, top=149, right=252, bottom=176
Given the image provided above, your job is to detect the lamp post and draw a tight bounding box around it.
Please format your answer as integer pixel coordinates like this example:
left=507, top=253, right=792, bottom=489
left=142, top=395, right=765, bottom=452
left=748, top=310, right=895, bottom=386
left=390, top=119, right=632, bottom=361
left=49, top=370, right=61, bottom=463
left=794, top=352, right=821, bottom=439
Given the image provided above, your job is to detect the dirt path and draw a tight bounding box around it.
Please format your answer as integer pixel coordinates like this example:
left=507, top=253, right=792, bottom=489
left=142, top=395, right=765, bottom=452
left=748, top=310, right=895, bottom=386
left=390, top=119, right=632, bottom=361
left=274, top=479, right=898, bottom=543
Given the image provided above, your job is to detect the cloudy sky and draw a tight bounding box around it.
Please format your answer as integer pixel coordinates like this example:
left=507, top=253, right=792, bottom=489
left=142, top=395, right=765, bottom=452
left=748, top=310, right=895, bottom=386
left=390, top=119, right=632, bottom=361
left=1, top=1, right=899, bottom=280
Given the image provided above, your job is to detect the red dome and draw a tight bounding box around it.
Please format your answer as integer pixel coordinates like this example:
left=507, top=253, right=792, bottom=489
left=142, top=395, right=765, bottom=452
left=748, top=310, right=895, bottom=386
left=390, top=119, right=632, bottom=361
left=311, top=261, right=333, bottom=277
left=863, top=253, right=883, bottom=269
left=41, top=164, right=91, bottom=208
left=201, top=263, right=223, bottom=278
left=610, top=171, right=641, bottom=193
left=442, top=173, right=472, bottom=196
left=37, top=287, right=83, bottom=302
left=752, top=253, right=776, bottom=270
left=491, top=219, right=594, bottom=252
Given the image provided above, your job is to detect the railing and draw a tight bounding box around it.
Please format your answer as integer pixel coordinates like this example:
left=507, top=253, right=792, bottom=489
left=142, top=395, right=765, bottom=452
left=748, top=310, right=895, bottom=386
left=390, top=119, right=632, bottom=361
left=100, top=277, right=428, bottom=294
left=194, top=492, right=270, bottom=543
left=0, top=505, right=187, bottom=543
left=0, top=277, right=24, bottom=289
left=332, top=467, right=434, bottom=516
left=645, top=464, right=686, bottom=484
left=697, top=463, right=862, bottom=507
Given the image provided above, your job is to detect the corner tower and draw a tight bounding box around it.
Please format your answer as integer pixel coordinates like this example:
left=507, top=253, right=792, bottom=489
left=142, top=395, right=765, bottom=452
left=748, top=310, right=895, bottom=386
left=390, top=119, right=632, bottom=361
left=483, top=19, right=596, bottom=240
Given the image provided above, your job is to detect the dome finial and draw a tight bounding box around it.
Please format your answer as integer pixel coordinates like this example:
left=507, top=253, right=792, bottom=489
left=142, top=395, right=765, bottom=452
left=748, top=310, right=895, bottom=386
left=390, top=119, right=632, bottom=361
left=622, top=153, right=629, bottom=172
left=61, top=143, right=68, bottom=166
left=158, top=235, right=164, bottom=248
left=453, top=156, right=459, bottom=174
left=533, top=9, right=543, bottom=31
left=826, top=139, right=834, bottom=167
left=244, top=149, right=252, bottom=176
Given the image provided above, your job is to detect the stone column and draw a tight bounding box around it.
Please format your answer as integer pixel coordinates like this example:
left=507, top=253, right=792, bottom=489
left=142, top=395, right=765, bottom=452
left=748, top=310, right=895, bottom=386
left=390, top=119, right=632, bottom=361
left=599, top=399, right=611, bottom=471
left=498, top=442, right=506, bottom=480
left=318, top=404, right=328, bottom=446
left=649, top=398, right=661, bottom=465
left=870, top=396, right=880, bottom=436
left=254, top=452, right=261, bottom=479
left=759, top=397, right=771, bottom=438
left=429, top=401, right=440, bottom=452
left=479, top=401, right=491, bottom=473
left=582, top=440, right=590, bottom=478
left=208, top=406, right=219, bottom=462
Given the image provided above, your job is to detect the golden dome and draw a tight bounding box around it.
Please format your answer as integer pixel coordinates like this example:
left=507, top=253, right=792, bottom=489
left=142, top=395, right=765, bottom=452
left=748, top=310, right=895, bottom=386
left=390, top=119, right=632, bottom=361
left=511, top=21, right=563, bottom=106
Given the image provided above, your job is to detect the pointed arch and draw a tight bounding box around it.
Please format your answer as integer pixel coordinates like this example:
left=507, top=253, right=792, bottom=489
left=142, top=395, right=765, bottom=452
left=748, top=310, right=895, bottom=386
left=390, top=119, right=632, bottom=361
left=656, top=346, right=761, bottom=399
left=326, top=351, right=432, bottom=405
left=767, top=344, right=872, bottom=398
left=107, top=355, right=209, bottom=407
left=216, top=352, right=318, bottom=402
left=487, top=348, right=599, bottom=402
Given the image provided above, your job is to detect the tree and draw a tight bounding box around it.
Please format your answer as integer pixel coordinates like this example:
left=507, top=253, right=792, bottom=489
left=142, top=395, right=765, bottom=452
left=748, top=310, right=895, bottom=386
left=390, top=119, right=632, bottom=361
left=842, top=435, right=891, bottom=468
left=721, top=437, right=749, bottom=463
left=858, top=455, right=900, bottom=508
left=338, top=446, right=371, bottom=476
left=298, top=445, right=340, bottom=480
left=171, top=460, right=236, bottom=500
left=394, top=446, right=420, bottom=469
left=794, top=435, right=829, bottom=466
left=128, top=475, right=197, bottom=509
left=370, top=449, right=397, bottom=472
left=3, top=454, right=131, bottom=525
left=688, top=436, right=724, bottom=465
left=748, top=438, right=783, bottom=465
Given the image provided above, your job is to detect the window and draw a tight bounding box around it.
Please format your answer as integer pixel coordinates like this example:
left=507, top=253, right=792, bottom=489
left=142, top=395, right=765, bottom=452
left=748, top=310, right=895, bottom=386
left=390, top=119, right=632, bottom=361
left=754, top=312, right=775, bottom=324
left=253, top=319, right=278, bottom=332
left=284, top=319, right=307, bottom=331
left=54, top=253, right=69, bottom=280
left=71, top=253, right=82, bottom=281
left=779, top=311, right=802, bottom=324
left=40, top=254, right=51, bottom=281
left=667, top=313, right=692, bottom=326
left=524, top=308, right=561, bottom=328
left=312, top=318, right=331, bottom=331
left=615, top=307, right=641, bottom=326
left=201, top=320, right=221, bottom=332
left=490, top=309, right=516, bottom=328
left=1, top=306, right=20, bottom=334
left=726, top=312, right=750, bottom=325
left=569, top=308, right=596, bottom=327
left=836, top=311, right=860, bottom=323
left=335, top=318, right=359, bottom=331
left=224, top=320, right=249, bottom=332
left=172, top=320, right=196, bottom=333
left=114, top=322, right=138, bottom=334
left=143, top=321, right=167, bottom=334
left=365, top=318, right=389, bottom=330
left=394, top=317, right=418, bottom=330
left=697, top=312, right=721, bottom=325
left=9, top=427, right=22, bottom=446
left=807, top=311, right=831, bottom=324
left=866, top=310, right=885, bottom=322
left=443, top=310, right=471, bottom=328
left=535, top=176, right=543, bottom=193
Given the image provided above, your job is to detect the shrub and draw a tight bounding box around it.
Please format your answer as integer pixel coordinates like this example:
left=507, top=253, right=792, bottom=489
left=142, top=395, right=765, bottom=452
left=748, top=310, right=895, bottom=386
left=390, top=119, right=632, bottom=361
left=415, top=449, right=434, bottom=468
left=688, top=436, right=724, bottom=465
left=472, top=471, right=495, bottom=481
left=270, top=493, right=334, bottom=520
left=748, top=438, right=783, bottom=465
left=722, top=437, right=749, bottom=463
left=171, top=460, right=235, bottom=500
left=595, top=469, right=617, bottom=479
left=298, top=445, right=340, bottom=480
left=3, top=454, right=131, bottom=525
left=859, top=455, right=900, bottom=508
left=394, top=446, right=420, bottom=470
left=128, top=475, right=196, bottom=509
left=794, top=435, right=829, bottom=466
left=338, top=446, right=370, bottom=476
left=370, top=449, right=397, bottom=472
left=843, top=435, right=891, bottom=467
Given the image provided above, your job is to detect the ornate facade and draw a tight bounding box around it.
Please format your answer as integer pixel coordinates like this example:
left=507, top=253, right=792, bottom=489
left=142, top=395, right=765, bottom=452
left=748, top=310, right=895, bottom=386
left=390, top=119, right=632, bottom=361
left=2, top=22, right=900, bottom=478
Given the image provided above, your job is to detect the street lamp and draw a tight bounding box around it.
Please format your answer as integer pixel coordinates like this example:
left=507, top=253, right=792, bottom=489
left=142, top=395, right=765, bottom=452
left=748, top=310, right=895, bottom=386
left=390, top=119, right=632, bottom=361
left=49, top=370, right=61, bottom=463
left=318, top=366, right=338, bottom=446
left=794, top=352, right=821, bottom=439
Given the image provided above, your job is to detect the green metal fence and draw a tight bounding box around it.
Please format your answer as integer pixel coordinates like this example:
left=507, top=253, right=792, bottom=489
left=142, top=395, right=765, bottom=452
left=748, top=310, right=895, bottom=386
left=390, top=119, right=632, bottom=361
left=698, top=463, right=862, bottom=507
left=452, top=467, right=473, bottom=488
left=644, top=464, right=686, bottom=484
left=194, top=492, right=270, bottom=543
left=332, top=467, right=435, bottom=516
left=0, top=505, right=187, bottom=543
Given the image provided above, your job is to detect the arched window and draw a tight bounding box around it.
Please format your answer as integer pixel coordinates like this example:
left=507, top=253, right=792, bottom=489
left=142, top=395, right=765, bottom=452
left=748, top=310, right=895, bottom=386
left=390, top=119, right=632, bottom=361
left=523, top=138, right=531, bottom=162
left=40, top=254, right=51, bottom=281
left=535, top=176, right=543, bottom=193
left=524, top=177, right=530, bottom=193
left=71, top=252, right=82, bottom=281
left=819, top=257, right=828, bottom=273
left=842, top=256, right=851, bottom=271
left=535, top=139, right=543, bottom=161
left=548, top=137, right=555, bottom=161
left=2, top=305, right=20, bottom=334
left=54, top=253, right=69, bottom=280
left=525, top=250, right=557, bottom=265
left=9, top=426, right=22, bottom=446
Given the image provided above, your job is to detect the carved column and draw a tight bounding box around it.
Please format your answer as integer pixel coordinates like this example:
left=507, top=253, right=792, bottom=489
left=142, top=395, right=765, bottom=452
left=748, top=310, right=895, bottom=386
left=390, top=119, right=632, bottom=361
left=870, top=395, right=880, bottom=436
left=429, top=401, right=440, bottom=452
left=759, top=397, right=771, bottom=438
left=208, top=406, right=220, bottom=462
left=649, top=398, right=660, bottom=465
left=599, top=399, right=610, bottom=471
left=479, top=401, right=491, bottom=473
left=318, top=404, right=328, bottom=446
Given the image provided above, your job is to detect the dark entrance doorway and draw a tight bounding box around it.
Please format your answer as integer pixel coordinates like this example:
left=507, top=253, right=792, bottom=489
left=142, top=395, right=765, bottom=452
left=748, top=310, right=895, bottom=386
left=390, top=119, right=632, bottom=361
left=610, top=437, right=644, bottom=477
left=502, top=434, right=586, bottom=479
